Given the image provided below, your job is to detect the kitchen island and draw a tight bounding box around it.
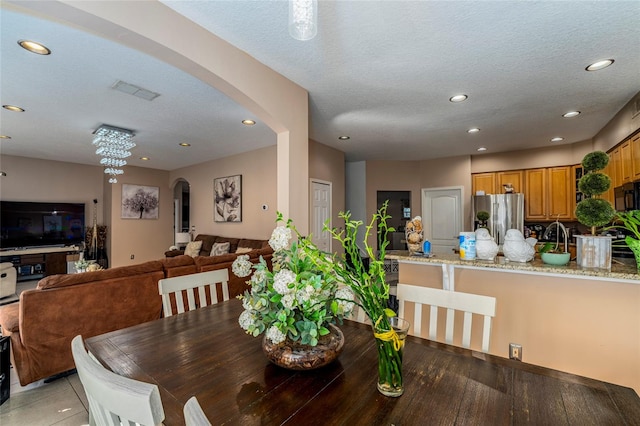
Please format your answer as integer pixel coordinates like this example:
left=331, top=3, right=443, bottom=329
left=386, top=251, right=640, bottom=395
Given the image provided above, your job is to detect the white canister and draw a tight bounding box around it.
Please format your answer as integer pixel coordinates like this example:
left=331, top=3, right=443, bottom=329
left=459, top=232, right=476, bottom=260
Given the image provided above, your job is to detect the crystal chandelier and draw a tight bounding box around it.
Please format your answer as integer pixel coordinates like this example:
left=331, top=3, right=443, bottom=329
left=289, top=0, right=317, bottom=41
left=92, top=124, right=136, bottom=183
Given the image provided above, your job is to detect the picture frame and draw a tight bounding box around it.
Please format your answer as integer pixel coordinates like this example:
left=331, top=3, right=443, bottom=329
left=121, top=184, right=160, bottom=219
left=214, top=175, right=242, bottom=222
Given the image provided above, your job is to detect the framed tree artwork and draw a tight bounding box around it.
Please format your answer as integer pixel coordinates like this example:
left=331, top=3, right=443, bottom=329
left=121, top=184, right=160, bottom=219
left=214, top=175, right=242, bottom=222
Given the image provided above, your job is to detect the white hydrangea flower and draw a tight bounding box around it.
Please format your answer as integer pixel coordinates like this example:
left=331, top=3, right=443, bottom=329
left=266, top=325, right=286, bottom=344
left=251, top=269, right=267, bottom=284
left=232, top=255, right=252, bottom=277
left=273, top=269, right=296, bottom=295
left=238, top=309, right=256, bottom=331
left=335, top=287, right=355, bottom=314
left=242, top=297, right=252, bottom=311
left=296, top=289, right=310, bottom=304
left=281, top=293, right=296, bottom=310
left=269, top=226, right=292, bottom=252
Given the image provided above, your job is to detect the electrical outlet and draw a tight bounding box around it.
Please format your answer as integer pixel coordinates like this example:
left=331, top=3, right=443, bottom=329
left=130, top=254, right=135, bottom=260
left=509, top=343, right=522, bottom=361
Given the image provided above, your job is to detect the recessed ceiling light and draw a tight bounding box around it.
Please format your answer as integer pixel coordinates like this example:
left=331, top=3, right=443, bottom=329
left=586, top=59, right=614, bottom=71
left=338, top=136, right=350, bottom=140
left=0, top=135, right=11, bottom=139
left=3, top=105, right=25, bottom=112
left=551, top=137, right=564, bottom=142
left=179, top=142, right=191, bottom=147
left=449, top=94, right=468, bottom=103
left=468, top=128, right=480, bottom=133
left=563, top=111, right=581, bottom=118
left=477, top=147, right=487, bottom=152
left=242, top=119, right=256, bottom=126
left=140, top=157, right=150, bottom=161
left=18, top=40, right=51, bottom=55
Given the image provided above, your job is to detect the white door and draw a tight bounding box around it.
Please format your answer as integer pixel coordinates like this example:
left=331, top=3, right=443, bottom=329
left=422, top=187, right=463, bottom=254
left=311, top=180, right=332, bottom=252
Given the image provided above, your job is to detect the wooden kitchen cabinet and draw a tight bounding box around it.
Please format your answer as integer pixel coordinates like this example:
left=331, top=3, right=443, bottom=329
left=620, top=139, right=633, bottom=184
left=472, top=173, right=497, bottom=194
left=525, top=168, right=547, bottom=220
left=524, top=166, right=572, bottom=220
left=610, top=146, right=622, bottom=188
left=632, top=133, right=640, bottom=180
left=497, top=170, right=523, bottom=193
left=472, top=170, right=523, bottom=194
left=602, top=155, right=615, bottom=205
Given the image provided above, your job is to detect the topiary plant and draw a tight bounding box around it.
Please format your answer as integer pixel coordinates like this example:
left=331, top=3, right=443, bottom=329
left=476, top=210, right=490, bottom=228
left=575, top=151, right=615, bottom=235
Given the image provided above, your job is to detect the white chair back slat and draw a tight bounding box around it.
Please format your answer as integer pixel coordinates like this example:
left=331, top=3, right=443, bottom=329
left=184, top=396, right=213, bottom=426
left=158, top=270, right=230, bottom=316
left=71, top=335, right=165, bottom=426
left=397, top=284, right=497, bottom=352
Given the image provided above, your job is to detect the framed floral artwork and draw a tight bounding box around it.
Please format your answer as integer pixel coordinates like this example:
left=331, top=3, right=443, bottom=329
left=121, top=184, right=159, bottom=219
left=214, top=175, right=242, bottom=222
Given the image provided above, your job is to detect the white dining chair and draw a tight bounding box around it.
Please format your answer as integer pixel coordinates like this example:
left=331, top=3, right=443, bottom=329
left=397, top=284, right=497, bottom=352
left=184, top=396, right=212, bottom=426
left=70, top=335, right=165, bottom=426
left=158, top=269, right=230, bottom=317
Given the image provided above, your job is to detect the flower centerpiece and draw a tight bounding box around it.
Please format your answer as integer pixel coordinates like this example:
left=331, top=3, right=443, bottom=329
left=232, top=213, right=355, bottom=370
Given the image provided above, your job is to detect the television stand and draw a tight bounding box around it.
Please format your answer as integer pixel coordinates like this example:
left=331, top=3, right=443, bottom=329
left=0, top=246, right=81, bottom=282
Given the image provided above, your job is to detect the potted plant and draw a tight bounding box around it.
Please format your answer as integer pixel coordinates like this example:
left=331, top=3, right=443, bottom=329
left=476, top=210, right=490, bottom=229
left=232, top=213, right=356, bottom=370
left=607, top=210, right=640, bottom=270
left=537, top=242, right=571, bottom=266
left=574, top=151, right=616, bottom=269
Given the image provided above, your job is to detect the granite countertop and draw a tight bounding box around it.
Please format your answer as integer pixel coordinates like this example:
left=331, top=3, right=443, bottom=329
left=386, top=251, right=640, bottom=282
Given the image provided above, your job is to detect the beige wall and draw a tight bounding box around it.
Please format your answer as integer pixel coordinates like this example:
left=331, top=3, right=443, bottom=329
left=470, top=140, right=593, bottom=173
left=309, top=140, right=346, bottom=241
left=399, top=262, right=640, bottom=394
left=0, top=155, right=104, bottom=223
left=169, top=146, right=277, bottom=241
left=594, top=91, right=640, bottom=152
left=108, top=166, right=173, bottom=267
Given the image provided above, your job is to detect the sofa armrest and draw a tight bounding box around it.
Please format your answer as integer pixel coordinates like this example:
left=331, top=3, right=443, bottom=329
left=0, top=302, right=20, bottom=333
left=165, top=249, right=185, bottom=258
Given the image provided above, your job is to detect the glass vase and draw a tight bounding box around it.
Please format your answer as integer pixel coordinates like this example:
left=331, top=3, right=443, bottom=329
left=373, top=317, right=410, bottom=397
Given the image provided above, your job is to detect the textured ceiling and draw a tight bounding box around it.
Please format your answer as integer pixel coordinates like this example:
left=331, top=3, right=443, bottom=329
left=1, top=1, right=639, bottom=171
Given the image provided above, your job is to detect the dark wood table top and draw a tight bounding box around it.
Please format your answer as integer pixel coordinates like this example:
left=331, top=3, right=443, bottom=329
left=85, top=299, right=640, bottom=426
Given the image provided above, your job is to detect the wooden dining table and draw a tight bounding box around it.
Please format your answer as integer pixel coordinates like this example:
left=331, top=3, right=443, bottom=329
left=85, top=299, right=640, bottom=425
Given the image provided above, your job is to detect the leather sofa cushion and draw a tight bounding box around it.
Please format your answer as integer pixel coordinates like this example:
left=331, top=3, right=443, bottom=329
left=194, top=234, right=218, bottom=256
left=194, top=253, right=237, bottom=268
left=238, top=238, right=268, bottom=250
left=37, top=260, right=164, bottom=290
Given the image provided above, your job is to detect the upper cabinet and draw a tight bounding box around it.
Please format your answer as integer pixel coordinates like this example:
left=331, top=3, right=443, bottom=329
left=621, top=139, right=633, bottom=184
left=472, top=170, right=523, bottom=194
left=472, top=173, right=497, bottom=195
left=632, top=133, right=640, bottom=181
left=524, top=166, right=573, bottom=221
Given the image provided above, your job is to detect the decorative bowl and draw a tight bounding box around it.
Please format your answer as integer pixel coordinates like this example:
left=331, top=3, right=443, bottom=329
left=541, top=252, right=571, bottom=266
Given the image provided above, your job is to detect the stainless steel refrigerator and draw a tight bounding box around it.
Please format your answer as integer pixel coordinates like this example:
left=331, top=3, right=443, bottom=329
left=472, top=193, right=524, bottom=246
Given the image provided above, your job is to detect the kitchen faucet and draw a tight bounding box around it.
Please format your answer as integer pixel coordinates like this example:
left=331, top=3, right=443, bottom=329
left=542, top=219, right=568, bottom=253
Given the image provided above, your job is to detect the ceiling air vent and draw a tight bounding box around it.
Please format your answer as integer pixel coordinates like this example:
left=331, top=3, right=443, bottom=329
left=111, top=80, right=160, bottom=101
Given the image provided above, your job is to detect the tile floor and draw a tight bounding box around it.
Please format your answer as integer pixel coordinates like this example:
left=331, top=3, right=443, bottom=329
left=0, top=280, right=90, bottom=426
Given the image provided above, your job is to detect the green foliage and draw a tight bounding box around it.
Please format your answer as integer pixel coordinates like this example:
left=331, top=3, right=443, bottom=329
left=578, top=172, right=611, bottom=196
left=575, top=198, right=616, bottom=228
left=538, top=242, right=559, bottom=254
left=581, top=150, right=609, bottom=172
left=607, top=210, right=640, bottom=241
left=321, top=201, right=397, bottom=332
left=476, top=210, right=490, bottom=221
left=576, top=151, right=614, bottom=234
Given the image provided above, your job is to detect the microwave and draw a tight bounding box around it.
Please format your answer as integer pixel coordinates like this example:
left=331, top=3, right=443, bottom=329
left=614, top=182, right=640, bottom=212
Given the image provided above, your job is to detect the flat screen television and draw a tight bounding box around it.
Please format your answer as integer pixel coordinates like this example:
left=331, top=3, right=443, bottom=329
left=0, top=201, right=85, bottom=250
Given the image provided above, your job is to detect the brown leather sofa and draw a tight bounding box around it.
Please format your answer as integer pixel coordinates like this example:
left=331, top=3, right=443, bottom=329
left=0, top=261, right=165, bottom=386
left=0, top=238, right=273, bottom=386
